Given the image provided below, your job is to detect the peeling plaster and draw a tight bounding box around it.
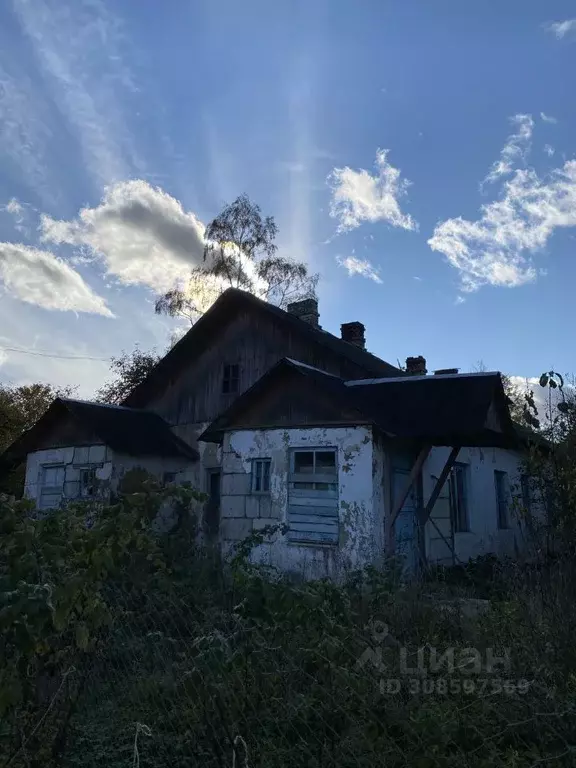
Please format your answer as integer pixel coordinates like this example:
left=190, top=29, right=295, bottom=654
left=223, top=426, right=376, bottom=580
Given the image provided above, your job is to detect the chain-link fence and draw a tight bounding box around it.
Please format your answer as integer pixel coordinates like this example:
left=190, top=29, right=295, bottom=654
left=5, top=554, right=576, bottom=768
left=3, top=480, right=576, bottom=768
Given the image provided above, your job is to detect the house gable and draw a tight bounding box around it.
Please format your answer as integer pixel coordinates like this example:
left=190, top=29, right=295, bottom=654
left=200, top=360, right=369, bottom=442
left=124, top=289, right=401, bottom=432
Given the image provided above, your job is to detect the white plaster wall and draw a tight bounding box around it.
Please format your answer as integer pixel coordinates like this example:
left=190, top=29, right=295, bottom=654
left=424, top=446, right=526, bottom=561
left=222, top=426, right=376, bottom=580
left=24, top=445, right=112, bottom=507
left=24, top=446, right=197, bottom=513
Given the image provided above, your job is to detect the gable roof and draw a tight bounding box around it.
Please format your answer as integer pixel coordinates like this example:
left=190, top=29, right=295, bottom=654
left=1, top=398, right=199, bottom=467
left=200, top=359, right=519, bottom=448
left=123, top=288, right=402, bottom=408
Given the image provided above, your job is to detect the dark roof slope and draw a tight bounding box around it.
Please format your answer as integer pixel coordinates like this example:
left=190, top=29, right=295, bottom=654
left=345, top=372, right=517, bottom=447
left=1, top=398, right=198, bottom=466
left=201, top=359, right=518, bottom=448
left=123, top=288, right=402, bottom=408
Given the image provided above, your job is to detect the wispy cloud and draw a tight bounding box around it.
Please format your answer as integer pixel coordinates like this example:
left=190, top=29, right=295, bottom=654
left=336, top=255, right=382, bottom=284
left=545, top=19, right=576, bottom=39
left=4, top=198, right=23, bottom=217
left=429, top=155, right=576, bottom=292
left=40, top=180, right=206, bottom=292
left=544, top=144, right=555, bottom=157
left=482, top=114, right=533, bottom=186
left=328, top=149, right=418, bottom=233
left=540, top=112, right=558, bottom=124
left=0, top=242, right=112, bottom=315
left=0, top=60, right=55, bottom=203
left=2, top=197, right=29, bottom=236
left=12, top=0, right=143, bottom=188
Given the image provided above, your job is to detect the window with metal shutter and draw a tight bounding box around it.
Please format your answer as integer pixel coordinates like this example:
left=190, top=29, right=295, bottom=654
left=288, top=449, right=338, bottom=544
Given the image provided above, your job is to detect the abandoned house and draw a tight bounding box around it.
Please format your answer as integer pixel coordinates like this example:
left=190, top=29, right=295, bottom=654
left=1, top=289, right=531, bottom=578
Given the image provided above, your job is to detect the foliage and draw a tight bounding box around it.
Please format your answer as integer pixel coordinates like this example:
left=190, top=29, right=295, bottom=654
left=515, top=370, right=576, bottom=559
left=96, top=346, right=161, bottom=404
left=155, top=194, right=318, bottom=324
left=0, top=382, right=74, bottom=496
left=0, top=383, right=73, bottom=454
left=0, top=483, right=204, bottom=768
left=3, top=488, right=576, bottom=767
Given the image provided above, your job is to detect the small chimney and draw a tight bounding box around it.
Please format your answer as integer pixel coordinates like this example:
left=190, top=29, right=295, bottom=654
left=406, top=356, right=427, bottom=376
left=340, top=321, right=366, bottom=349
left=434, top=367, right=459, bottom=376
left=287, top=298, right=319, bottom=327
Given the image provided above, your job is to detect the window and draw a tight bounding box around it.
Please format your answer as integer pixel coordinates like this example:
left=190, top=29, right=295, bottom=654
left=495, top=470, right=510, bottom=529
left=288, top=449, right=338, bottom=545
left=79, top=467, right=97, bottom=498
left=42, top=465, right=64, bottom=487
left=163, top=471, right=177, bottom=486
left=222, top=364, right=239, bottom=394
left=252, top=459, right=271, bottom=493
left=39, top=464, right=65, bottom=510
left=449, top=463, right=469, bottom=533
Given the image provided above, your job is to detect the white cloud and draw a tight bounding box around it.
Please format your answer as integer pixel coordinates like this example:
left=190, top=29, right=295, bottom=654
left=5, top=198, right=23, bottom=217
left=545, top=19, right=576, bottom=39
left=41, top=180, right=207, bottom=293
left=336, top=255, right=383, bottom=284
left=544, top=144, right=555, bottom=157
left=0, top=242, right=113, bottom=316
left=483, top=114, right=533, bottom=185
left=508, top=375, right=571, bottom=424
left=429, top=159, right=576, bottom=292
left=328, top=149, right=418, bottom=233
left=540, top=112, right=558, bottom=124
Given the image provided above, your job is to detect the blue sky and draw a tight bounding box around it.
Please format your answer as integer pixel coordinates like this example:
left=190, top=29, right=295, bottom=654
left=0, top=0, right=575, bottom=398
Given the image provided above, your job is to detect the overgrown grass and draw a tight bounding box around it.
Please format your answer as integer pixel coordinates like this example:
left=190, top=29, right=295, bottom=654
left=61, top=558, right=576, bottom=767
left=3, top=492, right=576, bottom=767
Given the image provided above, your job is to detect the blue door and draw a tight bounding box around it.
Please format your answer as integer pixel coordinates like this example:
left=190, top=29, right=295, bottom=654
left=392, top=469, right=417, bottom=573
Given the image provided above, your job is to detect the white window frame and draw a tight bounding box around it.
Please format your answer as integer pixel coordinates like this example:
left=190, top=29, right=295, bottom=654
left=287, top=448, right=339, bottom=545
left=251, top=459, right=271, bottom=494
left=79, top=466, right=98, bottom=498
left=38, top=463, right=65, bottom=510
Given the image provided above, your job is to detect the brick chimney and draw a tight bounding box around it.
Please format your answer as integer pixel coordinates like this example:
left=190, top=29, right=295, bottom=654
left=405, top=356, right=427, bottom=376
left=340, top=321, right=366, bottom=349
left=287, top=298, right=319, bottom=327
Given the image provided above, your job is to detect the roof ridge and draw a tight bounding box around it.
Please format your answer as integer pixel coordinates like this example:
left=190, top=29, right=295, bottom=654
left=61, top=397, right=145, bottom=412
left=346, top=371, right=500, bottom=386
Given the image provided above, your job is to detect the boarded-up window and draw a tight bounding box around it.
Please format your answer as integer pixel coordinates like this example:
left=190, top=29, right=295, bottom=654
left=39, top=464, right=65, bottom=510
left=288, top=449, right=338, bottom=544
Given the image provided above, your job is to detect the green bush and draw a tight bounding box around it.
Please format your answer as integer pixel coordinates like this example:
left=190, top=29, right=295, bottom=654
left=2, top=489, right=576, bottom=768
